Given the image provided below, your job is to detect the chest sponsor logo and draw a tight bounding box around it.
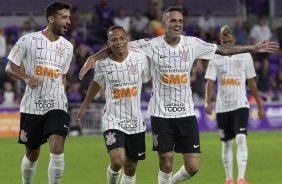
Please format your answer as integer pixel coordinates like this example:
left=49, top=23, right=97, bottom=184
left=161, top=74, right=188, bottom=84
left=34, top=98, right=55, bottom=109
left=118, top=119, right=138, bottom=131
left=164, top=102, right=186, bottom=113
left=113, top=86, right=137, bottom=99
left=35, top=65, right=60, bottom=79
left=221, top=78, right=240, bottom=86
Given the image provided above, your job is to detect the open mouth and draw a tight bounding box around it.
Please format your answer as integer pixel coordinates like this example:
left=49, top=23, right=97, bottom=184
left=63, top=25, right=68, bottom=32
left=173, top=28, right=180, bottom=34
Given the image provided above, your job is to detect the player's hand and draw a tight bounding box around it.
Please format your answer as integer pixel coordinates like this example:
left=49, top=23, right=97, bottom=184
left=205, top=102, right=213, bottom=115
left=76, top=108, right=86, bottom=126
left=253, top=39, right=279, bottom=53
left=24, top=77, right=43, bottom=90
left=79, top=56, right=96, bottom=80
left=258, top=107, right=265, bottom=120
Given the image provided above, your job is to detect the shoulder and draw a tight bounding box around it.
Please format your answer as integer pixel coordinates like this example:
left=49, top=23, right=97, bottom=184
left=60, top=37, right=73, bottom=49
left=129, top=50, right=146, bottom=57
left=19, top=31, right=39, bottom=41
left=213, top=54, right=223, bottom=60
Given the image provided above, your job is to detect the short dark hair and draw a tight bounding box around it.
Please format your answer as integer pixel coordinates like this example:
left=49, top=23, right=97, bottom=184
left=107, top=25, right=126, bottom=37
left=163, top=6, right=183, bottom=15
left=45, top=1, right=71, bottom=22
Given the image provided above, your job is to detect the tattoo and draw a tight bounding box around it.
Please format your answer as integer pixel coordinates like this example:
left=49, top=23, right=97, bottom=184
left=94, top=47, right=112, bottom=60
left=159, top=154, right=173, bottom=171
left=216, top=45, right=252, bottom=56
left=186, top=153, right=200, bottom=159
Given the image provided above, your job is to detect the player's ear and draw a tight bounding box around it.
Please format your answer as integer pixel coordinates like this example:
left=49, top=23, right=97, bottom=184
left=48, top=16, right=55, bottom=24
left=233, top=35, right=236, bottom=44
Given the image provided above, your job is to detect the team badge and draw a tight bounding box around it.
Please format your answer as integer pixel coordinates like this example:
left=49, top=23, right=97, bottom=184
left=180, top=50, right=189, bottom=62
left=105, top=132, right=116, bottom=145
left=153, top=133, right=158, bottom=147
left=56, top=46, right=65, bottom=58
left=234, top=59, right=242, bottom=68
left=218, top=129, right=225, bottom=139
left=20, top=129, right=27, bottom=142
left=127, top=63, right=138, bottom=75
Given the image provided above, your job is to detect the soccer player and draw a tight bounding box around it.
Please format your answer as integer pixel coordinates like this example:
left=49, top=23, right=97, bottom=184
left=204, top=25, right=265, bottom=184
left=78, top=7, right=277, bottom=184
left=75, top=26, right=151, bottom=184
left=5, top=2, right=73, bottom=183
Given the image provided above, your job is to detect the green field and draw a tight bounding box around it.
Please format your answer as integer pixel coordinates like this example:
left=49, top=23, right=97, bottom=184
left=0, top=131, right=281, bottom=184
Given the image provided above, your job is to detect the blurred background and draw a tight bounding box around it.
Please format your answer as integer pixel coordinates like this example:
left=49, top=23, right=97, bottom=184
left=1, top=0, right=282, bottom=136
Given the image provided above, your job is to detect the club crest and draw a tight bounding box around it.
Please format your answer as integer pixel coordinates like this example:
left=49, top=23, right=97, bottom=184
left=56, top=46, right=65, bottom=58
left=20, top=129, right=27, bottom=142
left=180, top=50, right=189, bottom=62
left=105, top=132, right=116, bottom=145
left=234, top=59, right=242, bottom=68
left=127, top=63, right=138, bottom=75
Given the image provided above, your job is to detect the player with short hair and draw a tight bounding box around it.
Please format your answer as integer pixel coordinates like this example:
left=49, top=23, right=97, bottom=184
left=5, top=1, right=73, bottom=183
left=78, top=6, right=277, bottom=184
left=205, top=25, right=265, bottom=184
left=75, top=25, right=151, bottom=184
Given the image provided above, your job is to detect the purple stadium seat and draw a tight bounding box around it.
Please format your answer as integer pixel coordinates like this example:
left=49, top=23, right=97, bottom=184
left=5, top=26, right=20, bottom=39
left=268, top=53, right=281, bottom=65
left=92, top=44, right=102, bottom=53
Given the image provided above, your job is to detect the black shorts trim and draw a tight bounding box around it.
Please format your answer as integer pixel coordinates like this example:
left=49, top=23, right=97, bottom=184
left=103, top=129, right=146, bottom=160
left=216, top=108, right=249, bottom=141
left=18, top=110, right=70, bottom=149
left=151, top=116, right=201, bottom=153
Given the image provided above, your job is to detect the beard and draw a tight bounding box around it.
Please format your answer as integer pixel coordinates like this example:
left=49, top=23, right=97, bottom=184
left=52, top=23, right=64, bottom=36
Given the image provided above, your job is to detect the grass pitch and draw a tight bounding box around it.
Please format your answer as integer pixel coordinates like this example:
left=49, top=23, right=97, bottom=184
left=0, top=131, right=281, bottom=184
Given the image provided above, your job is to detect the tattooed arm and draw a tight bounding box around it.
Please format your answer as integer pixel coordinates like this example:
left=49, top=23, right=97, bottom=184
left=216, top=39, right=278, bottom=56
left=79, top=47, right=112, bottom=80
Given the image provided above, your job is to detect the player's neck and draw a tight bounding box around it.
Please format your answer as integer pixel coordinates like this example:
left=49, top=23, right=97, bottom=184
left=110, top=51, right=129, bottom=62
left=164, top=35, right=180, bottom=45
left=42, top=27, right=60, bottom=42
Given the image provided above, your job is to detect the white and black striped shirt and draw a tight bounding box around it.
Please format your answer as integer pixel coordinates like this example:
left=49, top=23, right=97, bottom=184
left=7, top=31, right=73, bottom=115
left=94, top=51, right=151, bottom=134
left=205, top=53, right=256, bottom=113
left=129, top=36, right=217, bottom=118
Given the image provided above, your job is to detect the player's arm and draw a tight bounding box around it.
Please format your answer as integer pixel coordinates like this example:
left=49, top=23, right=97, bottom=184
left=62, top=74, right=67, bottom=91
left=215, top=39, right=278, bottom=56
left=76, top=80, right=101, bottom=126
left=247, top=78, right=265, bottom=120
left=5, top=61, right=42, bottom=90
left=79, top=47, right=112, bottom=80
left=205, top=79, right=215, bottom=115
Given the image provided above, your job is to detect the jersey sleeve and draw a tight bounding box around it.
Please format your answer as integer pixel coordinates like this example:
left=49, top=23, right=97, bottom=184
left=93, top=60, right=106, bottom=89
left=141, top=56, right=151, bottom=83
left=191, top=37, right=217, bottom=60
left=7, top=35, right=28, bottom=66
left=62, top=44, right=74, bottom=74
left=128, top=38, right=153, bottom=57
left=245, top=53, right=256, bottom=79
left=205, top=58, right=217, bottom=81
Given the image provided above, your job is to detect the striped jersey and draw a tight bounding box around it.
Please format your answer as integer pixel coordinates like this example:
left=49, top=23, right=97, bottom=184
left=128, top=35, right=217, bottom=118
left=7, top=31, right=73, bottom=115
left=94, top=51, right=151, bottom=134
left=205, top=53, right=256, bottom=113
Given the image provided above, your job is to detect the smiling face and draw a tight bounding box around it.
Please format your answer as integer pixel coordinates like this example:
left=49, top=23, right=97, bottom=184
left=107, top=28, right=129, bottom=56
left=49, top=9, right=70, bottom=36
left=162, top=10, right=183, bottom=44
